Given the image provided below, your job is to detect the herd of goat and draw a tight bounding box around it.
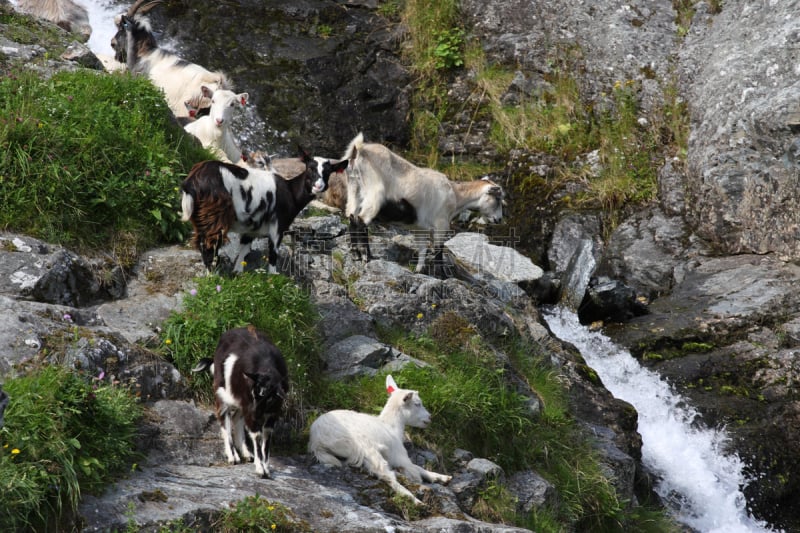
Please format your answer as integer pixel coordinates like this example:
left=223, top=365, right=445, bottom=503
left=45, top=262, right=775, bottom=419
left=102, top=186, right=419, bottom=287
left=14, top=0, right=509, bottom=501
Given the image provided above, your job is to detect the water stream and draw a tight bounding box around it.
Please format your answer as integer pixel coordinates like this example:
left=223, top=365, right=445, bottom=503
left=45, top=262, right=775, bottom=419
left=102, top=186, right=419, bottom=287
left=543, top=306, right=777, bottom=533
left=85, top=0, right=117, bottom=58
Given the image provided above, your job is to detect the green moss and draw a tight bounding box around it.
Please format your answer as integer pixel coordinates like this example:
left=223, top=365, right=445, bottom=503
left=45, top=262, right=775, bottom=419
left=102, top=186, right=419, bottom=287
left=642, top=352, right=664, bottom=361
left=681, top=341, right=714, bottom=352
left=0, top=69, right=212, bottom=254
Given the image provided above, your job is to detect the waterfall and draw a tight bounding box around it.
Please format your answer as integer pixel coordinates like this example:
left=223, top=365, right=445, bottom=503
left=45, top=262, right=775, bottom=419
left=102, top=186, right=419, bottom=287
left=84, top=0, right=118, bottom=57
left=543, top=306, right=778, bottom=533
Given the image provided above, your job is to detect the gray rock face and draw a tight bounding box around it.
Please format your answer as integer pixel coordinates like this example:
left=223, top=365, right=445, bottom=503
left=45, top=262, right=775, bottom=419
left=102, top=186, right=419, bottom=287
left=322, top=334, right=427, bottom=378
left=596, top=207, right=689, bottom=300
left=460, top=0, right=677, bottom=115
left=147, top=1, right=412, bottom=157
left=679, top=0, right=800, bottom=257
left=548, top=214, right=604, bottom=308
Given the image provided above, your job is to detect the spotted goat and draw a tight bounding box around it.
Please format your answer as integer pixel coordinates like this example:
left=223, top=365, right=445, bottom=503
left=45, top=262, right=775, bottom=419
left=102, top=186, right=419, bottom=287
left=180, top=152, right=348, bottom=273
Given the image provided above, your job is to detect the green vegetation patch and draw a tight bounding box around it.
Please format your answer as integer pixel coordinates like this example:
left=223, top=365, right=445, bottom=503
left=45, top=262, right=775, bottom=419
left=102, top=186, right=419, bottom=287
left=0, top=69, right=212, bottom=258
left=215, top=494, right=311, bottom=532
left=0, top=365, right=141, bottom=531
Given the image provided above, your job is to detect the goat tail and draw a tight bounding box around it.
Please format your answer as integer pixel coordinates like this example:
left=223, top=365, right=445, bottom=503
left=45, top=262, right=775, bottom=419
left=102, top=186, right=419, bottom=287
left=343, top=132, right=364, bottom=162
left=191, top=357, right=214, bottom=375
left=180, top=191, right=194, bottom=222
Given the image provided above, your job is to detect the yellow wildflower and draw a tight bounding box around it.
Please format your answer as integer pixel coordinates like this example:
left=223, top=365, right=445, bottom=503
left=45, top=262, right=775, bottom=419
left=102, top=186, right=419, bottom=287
left=165, top=339, right=172, bottom=345
left=416, top=313, right=423, bottom=319
left=11, top=448, right=20, bottom=455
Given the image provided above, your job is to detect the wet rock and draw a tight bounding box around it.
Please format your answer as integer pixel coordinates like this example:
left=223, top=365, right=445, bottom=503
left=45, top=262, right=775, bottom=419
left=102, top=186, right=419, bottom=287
left=577, top=276, right=648, bottom=325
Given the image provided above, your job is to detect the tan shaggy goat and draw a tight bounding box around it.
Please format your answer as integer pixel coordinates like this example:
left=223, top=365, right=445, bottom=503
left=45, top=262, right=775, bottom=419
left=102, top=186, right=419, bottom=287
left=342, top=132, right=505, bottom=273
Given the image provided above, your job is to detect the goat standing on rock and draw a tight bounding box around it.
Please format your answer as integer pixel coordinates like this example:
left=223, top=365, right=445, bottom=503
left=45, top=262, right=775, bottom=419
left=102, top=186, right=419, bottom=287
left=180, top=152, right=348, bottom=273
left=342, top=133, right=505, bottom=273
left=308, top=375, right=451, bottom=505
left=193, top=326, right=288, bottom=478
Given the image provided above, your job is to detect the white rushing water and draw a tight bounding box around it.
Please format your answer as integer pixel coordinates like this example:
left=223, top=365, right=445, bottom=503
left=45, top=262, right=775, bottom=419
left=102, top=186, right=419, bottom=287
left=543, top=306, right=777, bottom=533
left=84, top=0, right=119, bottom=57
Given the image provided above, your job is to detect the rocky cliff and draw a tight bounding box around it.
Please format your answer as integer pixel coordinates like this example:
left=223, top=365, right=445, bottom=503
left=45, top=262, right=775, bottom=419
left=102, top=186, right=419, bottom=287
left=3, top=0, right=800, bottom=530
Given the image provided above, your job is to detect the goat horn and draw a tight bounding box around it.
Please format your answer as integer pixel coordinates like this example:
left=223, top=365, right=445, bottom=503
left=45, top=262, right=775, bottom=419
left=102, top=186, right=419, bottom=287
left=126, top=0, right=163, bottom=17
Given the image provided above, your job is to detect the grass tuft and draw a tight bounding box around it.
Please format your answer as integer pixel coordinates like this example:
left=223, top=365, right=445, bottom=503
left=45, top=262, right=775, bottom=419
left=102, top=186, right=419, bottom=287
left=0, top=69, right=213, bottom=260
left=0, top=366, right=141, bottom=531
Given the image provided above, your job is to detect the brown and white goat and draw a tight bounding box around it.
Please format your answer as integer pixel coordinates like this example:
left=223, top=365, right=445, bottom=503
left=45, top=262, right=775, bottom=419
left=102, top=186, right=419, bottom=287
left=111, top=0, right=230, bottom=119
left=180, top=152, right=348, bottom=273
left=308, top=375, right=451, bottom=505
left=193, top=326, right=288, bottom=478
left=343, top=133, right=505, bottom=273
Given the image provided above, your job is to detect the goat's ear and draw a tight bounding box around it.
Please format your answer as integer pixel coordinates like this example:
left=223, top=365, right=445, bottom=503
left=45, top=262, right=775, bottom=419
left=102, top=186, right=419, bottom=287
left=332, top=159, right=349, bottom=173
left=403, top=392, right=414, bottom=403
left=298, top=146, right=311, bottom=163
left=238, top=93, right=249, bottom=106
left=201, top=85, right=214, bottom=99
left=386, top=374, right=398, bottom=395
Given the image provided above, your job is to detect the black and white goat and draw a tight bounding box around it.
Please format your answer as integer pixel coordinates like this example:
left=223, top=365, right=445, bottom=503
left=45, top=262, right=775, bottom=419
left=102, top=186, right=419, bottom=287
left=111, top=0, right=230, bottom=119
left=343, top=133, right=505, bottom=272
left=308, top=375, right=451, bottom=505
left=180, top=152, right=348, bottom=273
left=193, top=326, right=288, bottom=478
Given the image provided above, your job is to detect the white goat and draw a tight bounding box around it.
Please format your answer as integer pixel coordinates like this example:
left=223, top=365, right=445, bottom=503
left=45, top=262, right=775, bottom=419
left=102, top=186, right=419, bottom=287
left=184, top=86, right=249, bottom=163
left=308, top=375, right=451, bottom=505
left=343, top=133, right=505, bottom=272
left=111, top=0, right=230, bottom=119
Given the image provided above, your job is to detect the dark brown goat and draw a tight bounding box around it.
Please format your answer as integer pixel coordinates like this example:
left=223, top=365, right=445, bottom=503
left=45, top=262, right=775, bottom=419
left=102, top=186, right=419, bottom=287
left=193, top=326, right=288, bottom=478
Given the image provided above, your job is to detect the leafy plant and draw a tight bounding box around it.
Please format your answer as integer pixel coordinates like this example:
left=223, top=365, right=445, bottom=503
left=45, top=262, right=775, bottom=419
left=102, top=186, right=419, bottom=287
left=0, top=366, right=141, bottom=531
left=433, top=28, right=465, bottom=70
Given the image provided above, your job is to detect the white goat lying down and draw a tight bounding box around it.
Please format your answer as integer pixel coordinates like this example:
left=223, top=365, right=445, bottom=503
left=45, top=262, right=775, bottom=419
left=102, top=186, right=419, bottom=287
left=343, top=132, right=505, bottom=272
left=308, top=375, right=451, bottom=505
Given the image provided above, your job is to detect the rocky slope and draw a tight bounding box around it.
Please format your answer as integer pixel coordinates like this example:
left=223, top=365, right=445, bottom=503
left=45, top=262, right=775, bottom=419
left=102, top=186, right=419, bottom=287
left=4, top=0, right=800, bottom=530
